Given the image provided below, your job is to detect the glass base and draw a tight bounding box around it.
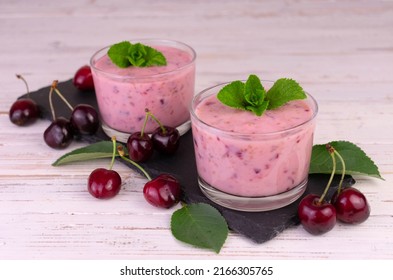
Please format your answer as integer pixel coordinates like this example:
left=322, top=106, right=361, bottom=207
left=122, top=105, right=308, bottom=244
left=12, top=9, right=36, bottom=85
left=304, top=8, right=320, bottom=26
left=101, top=120, right=191, bottom=143
left=198, top=177, right=308, bottom=212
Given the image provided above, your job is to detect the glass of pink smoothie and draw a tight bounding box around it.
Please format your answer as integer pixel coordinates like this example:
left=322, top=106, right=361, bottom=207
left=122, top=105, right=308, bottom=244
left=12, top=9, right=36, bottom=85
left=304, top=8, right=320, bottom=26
left=90, top=39, right=196, bottom=142
left=190, top=80, right=318, bottom=211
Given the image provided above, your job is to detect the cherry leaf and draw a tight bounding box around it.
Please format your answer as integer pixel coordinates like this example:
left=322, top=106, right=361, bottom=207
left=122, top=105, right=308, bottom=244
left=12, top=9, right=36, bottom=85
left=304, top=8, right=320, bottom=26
left=171, top=203, right=228, bottom=253
left=309, top=141, right=383, bottom=179
left=52, top=141, right=127, bottom=166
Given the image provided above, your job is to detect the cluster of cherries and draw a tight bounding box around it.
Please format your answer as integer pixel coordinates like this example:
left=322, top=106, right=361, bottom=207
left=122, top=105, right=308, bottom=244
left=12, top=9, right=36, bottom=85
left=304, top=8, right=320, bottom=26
left=44, top=80, right=99, bottom=149
left=9, top=66, right=182, bottom=209
left=127, top=109, right=180, bottom=162
left=9, top=65, right=97, bottom=149
left=87, top=137, right=182, bottom=209
left=298, top=144, right=370, bottom=235
left=88, top=109, right=182, bottom=209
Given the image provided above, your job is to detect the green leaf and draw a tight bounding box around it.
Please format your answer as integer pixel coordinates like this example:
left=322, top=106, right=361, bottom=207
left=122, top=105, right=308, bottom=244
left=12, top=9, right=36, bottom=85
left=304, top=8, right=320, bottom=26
left=244, top=74, right=265, bottom=107
left=309, top=141, right=383, bottom=179
left=266, top=78, right=306, bottom=109
left=246, top=100, right=269, bottom=116
left=143, top=45, right=167, bottom=66
left=107, top=41, right=132, bottom=68
left=52, top=141, right=128, bottom=166
left=108, top=41, right=167, bottom=68
left=127, top=43, right=147, bottom=67
left=217, top=75, right=307, bottom=116
left=171, top=203, right=228, bottom=253
left=217, top=80, right=246, bottom=110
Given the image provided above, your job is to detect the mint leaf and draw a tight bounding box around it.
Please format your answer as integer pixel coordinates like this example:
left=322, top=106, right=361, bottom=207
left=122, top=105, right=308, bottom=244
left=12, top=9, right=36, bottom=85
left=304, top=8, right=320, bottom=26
left=143, top=45, right=167, bottom=66
left=52, top=141, right=128, bottom=166
left=108, top=41, right=167, bottom=68
left=217, top=80, right=246, bottom=110
left=244, top=75, right=269, bottom=116
left=217, top=75, right=269, bottom=116
left=127, top=43, right=147, bottom=67
left=244, top=74, right=266, bottom=107
left=171, top=203, right=228, bottom=253
left=266, top=78, right=306, bottom=109
left=309, top=141, right=383, bottom=179
left=107, top=41, right=132, bottom=68
left=246, top=101, right=269, bottom=116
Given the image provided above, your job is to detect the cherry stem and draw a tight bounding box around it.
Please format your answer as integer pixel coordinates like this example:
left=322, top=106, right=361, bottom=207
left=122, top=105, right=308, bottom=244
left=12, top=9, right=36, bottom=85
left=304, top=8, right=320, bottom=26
left=108, top=136, right=117, bottom=170
left=318, top=144, right=337, bottom=204
left=48, top=83, right=56, bottom=121
left=116, top=145, right=152, bottom=181
left=51, top=80, right=74, bottom=112
left=140, top=109, right=150, bottom=137
left=145, top=108, right=167, bottom=134
left=16, top=74, right=30, bottom=97
left=334, top=149, right=346, bottom=194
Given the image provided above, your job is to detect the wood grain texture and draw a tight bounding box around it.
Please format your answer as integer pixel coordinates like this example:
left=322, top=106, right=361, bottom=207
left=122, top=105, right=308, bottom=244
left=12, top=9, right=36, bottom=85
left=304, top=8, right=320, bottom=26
left=0, top=0, right=392, bottom=259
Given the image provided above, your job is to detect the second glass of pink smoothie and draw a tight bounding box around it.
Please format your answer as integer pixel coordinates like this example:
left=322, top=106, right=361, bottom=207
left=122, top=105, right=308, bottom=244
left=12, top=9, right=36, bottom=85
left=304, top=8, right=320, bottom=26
left=90, top=39, right=196, bottom=142
left=190, top=80, right=318, bottom=211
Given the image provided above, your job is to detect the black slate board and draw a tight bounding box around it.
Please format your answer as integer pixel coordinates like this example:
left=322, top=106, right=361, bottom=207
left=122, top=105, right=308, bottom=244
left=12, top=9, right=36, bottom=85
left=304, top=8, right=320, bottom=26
left=20, top=79, right=355, bottom=244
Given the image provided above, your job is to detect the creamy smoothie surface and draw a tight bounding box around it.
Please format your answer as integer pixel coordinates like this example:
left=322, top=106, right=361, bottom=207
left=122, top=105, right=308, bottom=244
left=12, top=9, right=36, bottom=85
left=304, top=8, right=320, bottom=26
left=92, top=45, right=195, bottom=134
left=192, top=93, right=316, bottom=197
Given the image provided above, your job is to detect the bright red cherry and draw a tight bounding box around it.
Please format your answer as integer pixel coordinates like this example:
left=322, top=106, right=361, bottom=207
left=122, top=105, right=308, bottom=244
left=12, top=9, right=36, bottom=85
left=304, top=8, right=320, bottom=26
left=70, top=104, right=99, bottom=135
left=9, top=98, right=40, bottom=126
left=152, top=125, right=180, bottom=154
left=73, top=65, right=94, bottom=91
left=143, top=174, right=181, bottom=208
left=332, top=187, right=370, bottom=224
left=88, top=168, right=122, bottom=199
left=298, top=194, right=337, bottom=235
left=127, top=132, right=154, bottom=162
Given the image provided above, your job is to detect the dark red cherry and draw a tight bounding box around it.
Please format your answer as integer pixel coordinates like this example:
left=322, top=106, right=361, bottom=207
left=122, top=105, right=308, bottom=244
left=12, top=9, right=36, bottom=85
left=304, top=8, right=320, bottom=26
left=152, top=126, right=180, bottom=154
left=332, top=187, right=370, bottom=224
left=126, top=132, right=153, bottom=162
left=9, top=98, right=39, bottom=126
left=70, top=104, right=99, bottom=135
left=73, top=65, right=94, bottom=91
left=298, top=194, right=336, bottom=235
left=43, top=117, right=74, bottom=149
left=143, top=174, right=181, bottom=208
left=88, top=168, right=121, bottom=199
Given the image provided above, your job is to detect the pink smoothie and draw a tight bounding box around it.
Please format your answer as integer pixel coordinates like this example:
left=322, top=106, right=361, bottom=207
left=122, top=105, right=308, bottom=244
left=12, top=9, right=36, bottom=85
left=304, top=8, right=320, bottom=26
left=91, top=42, right=195, bottom=134
left=191, top=91, right=317, bottom=197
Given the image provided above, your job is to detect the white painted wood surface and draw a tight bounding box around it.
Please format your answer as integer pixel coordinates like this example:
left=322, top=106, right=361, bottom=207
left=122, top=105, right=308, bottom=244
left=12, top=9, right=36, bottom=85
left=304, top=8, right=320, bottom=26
left=0, top=0, right=392, bottom=259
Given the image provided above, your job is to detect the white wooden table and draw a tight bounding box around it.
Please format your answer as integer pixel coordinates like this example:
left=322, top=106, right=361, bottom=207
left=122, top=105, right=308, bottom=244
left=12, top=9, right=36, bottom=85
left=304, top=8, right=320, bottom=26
left=0, top=0, right=392, bottom=260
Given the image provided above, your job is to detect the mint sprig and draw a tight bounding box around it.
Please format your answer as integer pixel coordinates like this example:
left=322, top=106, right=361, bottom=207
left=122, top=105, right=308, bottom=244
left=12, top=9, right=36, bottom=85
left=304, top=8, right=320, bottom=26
left=217, top=74, right=306, bottom=116
left=107, top=41, right=167, bottom=68
left=244, top=75, right=269, bottom=116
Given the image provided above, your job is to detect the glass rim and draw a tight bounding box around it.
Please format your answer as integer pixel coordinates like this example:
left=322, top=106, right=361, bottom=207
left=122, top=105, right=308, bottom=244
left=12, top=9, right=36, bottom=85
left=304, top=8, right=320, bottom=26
left=190, top=80, right=319, bottom=138
left=89, top=38, right=196, bottom=79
